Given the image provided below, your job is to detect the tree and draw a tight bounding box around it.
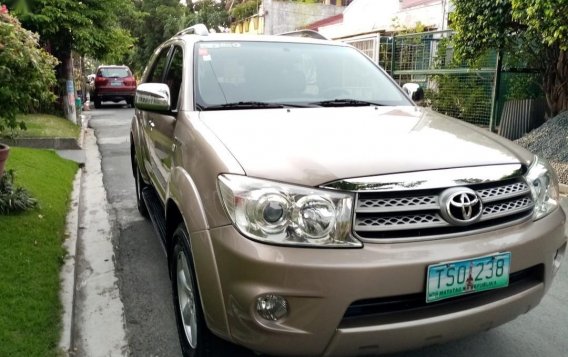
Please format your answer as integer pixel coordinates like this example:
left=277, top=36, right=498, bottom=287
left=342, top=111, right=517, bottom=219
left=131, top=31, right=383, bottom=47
left=0, top=11, right=57, bottom=137
left=128, top=0, right=189, bottom=74
left=191, top=0, right=229, bottom=33
left=128, top=0, right=229, bottom=75
left=451, top=0, right=568, bottom=117
left=5, top=0, right=137, bottom=120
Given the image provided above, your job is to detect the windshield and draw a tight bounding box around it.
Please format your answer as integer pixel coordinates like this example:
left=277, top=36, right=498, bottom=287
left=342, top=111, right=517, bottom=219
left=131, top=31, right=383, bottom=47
left=194, top=41, right=410, bottom=109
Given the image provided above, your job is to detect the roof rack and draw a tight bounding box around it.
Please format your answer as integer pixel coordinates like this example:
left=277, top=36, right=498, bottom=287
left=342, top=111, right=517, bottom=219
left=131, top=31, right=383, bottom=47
left=278, top=29, right=328, bottom=40
left=176, top=24, right=209, bottom=37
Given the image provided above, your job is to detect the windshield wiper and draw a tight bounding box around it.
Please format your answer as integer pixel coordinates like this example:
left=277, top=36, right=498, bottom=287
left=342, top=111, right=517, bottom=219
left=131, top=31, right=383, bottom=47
left=198, top=101, right=286, bottom=111
left=310, top=99, right=385, bottom=107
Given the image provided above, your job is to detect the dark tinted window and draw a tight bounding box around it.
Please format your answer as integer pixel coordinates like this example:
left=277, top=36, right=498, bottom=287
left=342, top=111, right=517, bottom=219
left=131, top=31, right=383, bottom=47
left=164, top=46, right=183, bottom=109
left=148, top=47, right=170, bottom=83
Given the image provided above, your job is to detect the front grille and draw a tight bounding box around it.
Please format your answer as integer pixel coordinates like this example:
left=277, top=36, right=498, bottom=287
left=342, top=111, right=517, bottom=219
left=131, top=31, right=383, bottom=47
left=354, top=178, right=534, bottom=240
left=476, top=181, right=529, bottom=201
left=341, top=265, right=543, bottom=327
left=358, top=195, right=438, bottom=212
left=357, top=213, right=445, bottom=230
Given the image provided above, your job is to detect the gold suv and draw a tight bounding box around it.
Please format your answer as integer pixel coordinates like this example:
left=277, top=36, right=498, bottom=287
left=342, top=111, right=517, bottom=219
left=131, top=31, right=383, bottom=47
left=130, top=24, right=567, bottom=356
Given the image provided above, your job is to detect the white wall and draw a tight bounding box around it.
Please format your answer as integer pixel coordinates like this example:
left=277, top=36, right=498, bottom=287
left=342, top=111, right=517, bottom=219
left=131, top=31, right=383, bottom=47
left=264, top=1, right=344, bottom=35
left=319, top=0, right=450, bottom=39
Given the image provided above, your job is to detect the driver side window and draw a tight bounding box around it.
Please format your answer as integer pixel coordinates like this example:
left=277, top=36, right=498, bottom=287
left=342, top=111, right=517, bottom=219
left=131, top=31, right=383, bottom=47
left=148, top=47, right=171, bottom=83
left=164, top=46, right=183, bottom=109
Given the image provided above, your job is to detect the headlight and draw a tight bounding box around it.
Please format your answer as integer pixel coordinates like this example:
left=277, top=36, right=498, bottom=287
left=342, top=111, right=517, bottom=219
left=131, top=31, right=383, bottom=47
left=526, top=156, right=559, bottom=220
left=218, top=174, right=361, bottom=247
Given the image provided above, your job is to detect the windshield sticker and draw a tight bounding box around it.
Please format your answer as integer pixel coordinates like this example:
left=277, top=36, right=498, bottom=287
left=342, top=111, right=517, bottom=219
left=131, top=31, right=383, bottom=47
left=202, top=55, right=212, bottom=62
left=199, top=48, right=209, bottom=56
left=200, top=43, right=241, bottom=49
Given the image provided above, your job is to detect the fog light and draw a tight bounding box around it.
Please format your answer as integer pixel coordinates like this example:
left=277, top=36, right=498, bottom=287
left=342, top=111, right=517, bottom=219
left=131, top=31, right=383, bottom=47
left=553, top=243, right=566, bottom=276
left=255, top=294, right=288, bottom=321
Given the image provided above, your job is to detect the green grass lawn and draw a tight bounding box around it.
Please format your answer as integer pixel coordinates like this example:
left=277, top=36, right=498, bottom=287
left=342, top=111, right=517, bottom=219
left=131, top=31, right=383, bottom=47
left=10, top=114, right=80, bottom=139
left=0, top=147, right=78, bottom=356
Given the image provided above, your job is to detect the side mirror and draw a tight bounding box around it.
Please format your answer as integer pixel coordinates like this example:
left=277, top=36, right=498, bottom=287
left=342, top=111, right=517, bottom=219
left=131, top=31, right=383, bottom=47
left=135, top=83, right=171, bottom=112
left=402, top=83, right=424, bottom=103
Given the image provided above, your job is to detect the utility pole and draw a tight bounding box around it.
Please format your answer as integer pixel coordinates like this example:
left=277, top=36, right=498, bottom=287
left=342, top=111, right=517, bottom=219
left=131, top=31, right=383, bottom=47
left=64, top=53, right=77, bottom=124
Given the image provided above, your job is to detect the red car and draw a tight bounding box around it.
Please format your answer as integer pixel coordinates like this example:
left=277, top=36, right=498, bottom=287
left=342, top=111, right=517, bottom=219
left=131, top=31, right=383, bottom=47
left=93, top=65, right=136, bottom=108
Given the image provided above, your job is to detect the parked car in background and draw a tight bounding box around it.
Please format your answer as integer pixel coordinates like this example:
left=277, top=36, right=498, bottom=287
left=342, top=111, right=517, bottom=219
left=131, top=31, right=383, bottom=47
left=130, top=25, right=567, bottom=356
left=93, top=65, right=136, bottom=108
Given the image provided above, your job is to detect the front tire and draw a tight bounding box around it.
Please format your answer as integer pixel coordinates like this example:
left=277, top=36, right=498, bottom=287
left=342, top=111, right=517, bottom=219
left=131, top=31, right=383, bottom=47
left=171, top=225, right=215, bottom=356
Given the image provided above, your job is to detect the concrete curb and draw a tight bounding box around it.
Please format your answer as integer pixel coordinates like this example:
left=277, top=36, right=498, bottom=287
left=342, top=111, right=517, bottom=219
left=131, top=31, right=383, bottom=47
left=560, top=183, right=568, bottom=195
left=59, top=114, right=90, bottom=355
left=63, top=129, right=129, bottom=357
left=59, top=169, right=83, bottom=356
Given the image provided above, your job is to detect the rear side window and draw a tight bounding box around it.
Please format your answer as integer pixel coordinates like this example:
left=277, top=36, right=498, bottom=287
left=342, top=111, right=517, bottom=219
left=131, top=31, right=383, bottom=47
left=98, top=67, right=131, bottom=78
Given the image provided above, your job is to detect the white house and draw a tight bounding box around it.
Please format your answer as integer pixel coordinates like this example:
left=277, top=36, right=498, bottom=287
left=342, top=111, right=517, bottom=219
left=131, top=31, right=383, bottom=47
left=319, top=0, right=452, bottom=39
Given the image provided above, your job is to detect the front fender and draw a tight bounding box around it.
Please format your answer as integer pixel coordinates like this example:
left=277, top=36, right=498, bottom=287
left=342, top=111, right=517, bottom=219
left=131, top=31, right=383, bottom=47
left=166, top=167, right=232, bottom=340
left=167, top=166, right=209, bottom=233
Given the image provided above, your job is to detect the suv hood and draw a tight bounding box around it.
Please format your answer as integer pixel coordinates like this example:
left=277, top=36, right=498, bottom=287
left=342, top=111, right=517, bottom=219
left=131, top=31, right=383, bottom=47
left=198, top=107, right=532, bottom=186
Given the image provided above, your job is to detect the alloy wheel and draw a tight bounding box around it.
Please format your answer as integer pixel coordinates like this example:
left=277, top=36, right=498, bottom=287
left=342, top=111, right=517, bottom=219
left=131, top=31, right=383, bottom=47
left=176, top=251, right=198, bottom=349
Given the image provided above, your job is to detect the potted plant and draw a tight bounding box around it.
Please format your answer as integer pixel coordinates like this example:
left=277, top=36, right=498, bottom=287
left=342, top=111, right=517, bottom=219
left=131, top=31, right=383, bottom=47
left=0, top=143, right=9, bottom=177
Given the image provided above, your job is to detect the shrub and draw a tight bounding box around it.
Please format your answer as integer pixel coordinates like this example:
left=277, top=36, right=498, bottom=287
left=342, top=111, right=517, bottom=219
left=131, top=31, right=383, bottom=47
left=0, top=12, right=58, bottom=138
left=230, top=0, right=260, bottom=21
left=0, top=169, right=38, bottom=214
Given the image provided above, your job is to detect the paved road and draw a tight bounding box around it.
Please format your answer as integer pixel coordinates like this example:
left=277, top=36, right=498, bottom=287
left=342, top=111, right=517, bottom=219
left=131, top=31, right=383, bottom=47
left=88, top=103, right=181, bottom=357
left=89, top=104, right=568, bottom=357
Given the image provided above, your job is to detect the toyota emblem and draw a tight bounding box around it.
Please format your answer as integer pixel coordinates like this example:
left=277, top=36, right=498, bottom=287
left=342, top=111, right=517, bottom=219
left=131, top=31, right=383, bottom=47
left=440, top=188, right=483, bottom=226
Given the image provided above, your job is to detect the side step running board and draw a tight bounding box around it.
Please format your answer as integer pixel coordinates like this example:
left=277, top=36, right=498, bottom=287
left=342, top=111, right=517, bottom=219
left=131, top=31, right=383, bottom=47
left=142, top=187, right=167, bottom=246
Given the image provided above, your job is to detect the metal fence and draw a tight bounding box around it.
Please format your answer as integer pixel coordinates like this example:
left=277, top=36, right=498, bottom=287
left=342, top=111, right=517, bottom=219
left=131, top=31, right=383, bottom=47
left=343, top=34, right=394, bottom=74
left=342, top=30, right=543, bottom=133
left=389, top=31, right=498, bottom=128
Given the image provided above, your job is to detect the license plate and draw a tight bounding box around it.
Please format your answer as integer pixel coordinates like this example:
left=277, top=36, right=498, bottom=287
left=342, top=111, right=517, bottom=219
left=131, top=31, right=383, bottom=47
left=426, top=252, right=511, bottom=303
left=111, top=81, right=122, bottom=86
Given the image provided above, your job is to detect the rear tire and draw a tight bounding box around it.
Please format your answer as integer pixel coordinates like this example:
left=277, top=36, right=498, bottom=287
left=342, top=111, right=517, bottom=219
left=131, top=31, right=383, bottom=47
left=94, top=97, right=102, bottom=109
left=134, top=162, right=149, bottom=218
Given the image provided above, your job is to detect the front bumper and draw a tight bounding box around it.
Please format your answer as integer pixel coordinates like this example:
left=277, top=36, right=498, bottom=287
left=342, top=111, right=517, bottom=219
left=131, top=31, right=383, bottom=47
left=196, top=207, right=566, bottom=356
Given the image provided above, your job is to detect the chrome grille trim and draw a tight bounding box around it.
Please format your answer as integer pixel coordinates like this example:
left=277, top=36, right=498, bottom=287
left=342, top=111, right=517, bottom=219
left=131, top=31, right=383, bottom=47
left=322, top=164, right=524, bottom=192
left=355, top=213, right=448, bottom=232
left=477, top=182, right=531, bottom=203
left=481, top=197, right=533, bottom=220
left=351, top=174, right=534, bottom=241
left=356, top=195, right=438, bottom=213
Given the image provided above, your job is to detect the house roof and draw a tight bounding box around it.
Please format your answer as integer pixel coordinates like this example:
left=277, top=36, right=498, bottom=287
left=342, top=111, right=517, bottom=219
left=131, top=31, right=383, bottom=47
left=304, top=14, right=344, bottom=30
